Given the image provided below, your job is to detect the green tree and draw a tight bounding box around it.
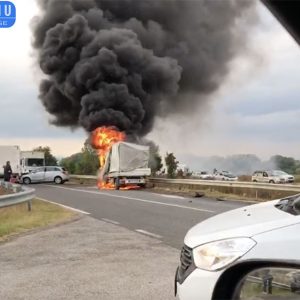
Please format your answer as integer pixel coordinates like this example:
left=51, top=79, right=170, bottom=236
left=165, top=152, right=178, bottom=178
left=271, top=155, right=299, bottom=174
left=33, top=146, right=57, bottom=166
left=60, top=153, right=82, bottom=174
left=60, top=143, right=100, bottom=175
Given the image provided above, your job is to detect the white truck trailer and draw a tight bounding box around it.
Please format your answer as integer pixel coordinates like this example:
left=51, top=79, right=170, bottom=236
left=0, top=146, right=45, bottom=177
left=100, top=142, right=151, bottom=189
left=0, top=145, right=21, bottom=177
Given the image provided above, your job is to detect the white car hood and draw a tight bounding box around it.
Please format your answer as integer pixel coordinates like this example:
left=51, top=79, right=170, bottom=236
left=184, top=199, right=299, bottom=248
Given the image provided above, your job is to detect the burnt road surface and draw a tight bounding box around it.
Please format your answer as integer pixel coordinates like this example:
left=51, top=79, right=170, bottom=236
left=34, top=184, right=248, bottom=249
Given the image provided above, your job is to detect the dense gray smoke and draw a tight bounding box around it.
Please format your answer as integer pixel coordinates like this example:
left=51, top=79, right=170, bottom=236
left=32, top=0, right=256, bottom=136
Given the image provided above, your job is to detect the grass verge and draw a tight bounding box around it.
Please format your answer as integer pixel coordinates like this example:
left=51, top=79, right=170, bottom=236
left=0, top=187, right=11, bottom=196
left=0, top=199, right=78, bottom=241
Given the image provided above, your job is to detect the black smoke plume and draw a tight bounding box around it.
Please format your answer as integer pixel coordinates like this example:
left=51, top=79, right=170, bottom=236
left=32, top=0, right=256, bottom=136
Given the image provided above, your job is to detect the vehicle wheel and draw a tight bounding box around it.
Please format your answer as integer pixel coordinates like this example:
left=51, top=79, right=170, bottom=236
left=54, top=176, right=63, bottom=184
left=23, top=177, right=31, bottom=185
left=253, top=180, right=257, bottom=182
left=269, top=180, right=275, bottom=184
left=115, top=177, right=120, bottom=190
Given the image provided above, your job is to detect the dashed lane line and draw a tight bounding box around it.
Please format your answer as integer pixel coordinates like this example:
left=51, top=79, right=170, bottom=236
left=135, top=229, right=162, bottom=239
left=101, top=218, right=120, bottom=225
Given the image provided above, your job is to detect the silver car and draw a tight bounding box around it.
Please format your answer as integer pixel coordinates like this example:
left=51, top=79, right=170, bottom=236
left=252, top=170, right=294, bottom=184
left=21, top=166, right=69, bottom=184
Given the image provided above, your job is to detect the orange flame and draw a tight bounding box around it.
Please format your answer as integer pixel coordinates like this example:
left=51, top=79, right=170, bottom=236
left=92, top=126, right=125, bottom=167
left=91, top=127, right=125, bottom=189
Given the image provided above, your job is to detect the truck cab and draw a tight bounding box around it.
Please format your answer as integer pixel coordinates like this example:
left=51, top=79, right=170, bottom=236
left=20, top=151, right=45, bottom=174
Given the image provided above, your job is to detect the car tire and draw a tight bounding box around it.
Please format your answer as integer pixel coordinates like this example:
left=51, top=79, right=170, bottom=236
left=253, top=180, right=257, bottom=182
left=54, top=176, right=63, bottom=184
left=23, top=177, right=31, bottom=185
left=269, top=180, right=275, bottom=184
left=115, top=177, right=120, bottom=190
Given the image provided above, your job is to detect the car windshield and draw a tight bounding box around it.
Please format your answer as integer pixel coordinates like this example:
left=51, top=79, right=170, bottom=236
left=26, top=158, right=44, bottom=167
left=226, top=174, right=235, bottom=178
left=272, top=170, right=288, bottom=176
left=275, top=194, right=300, bottom=215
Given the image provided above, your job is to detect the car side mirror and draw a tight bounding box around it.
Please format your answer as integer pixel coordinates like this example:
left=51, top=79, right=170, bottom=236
left=231, top=265, right=300, bottom=300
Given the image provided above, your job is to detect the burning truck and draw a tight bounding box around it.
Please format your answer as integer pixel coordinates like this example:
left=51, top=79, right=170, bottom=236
left=92, top=127, right=151, bottom=190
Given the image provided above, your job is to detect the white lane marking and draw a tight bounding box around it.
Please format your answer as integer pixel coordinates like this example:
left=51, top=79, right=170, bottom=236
left=158, top=194, right=185, bottom=199
left=101, top=218, right=120, bottom=225
left=37, top=197, right=90, bottom=215
left=135, top=229, right=162, bottom=239
left=42, top=185, right=215, bottom=213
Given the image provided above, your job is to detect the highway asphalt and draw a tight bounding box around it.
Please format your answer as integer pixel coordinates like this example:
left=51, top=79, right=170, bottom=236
left=34, top=183, right=248, bottom=249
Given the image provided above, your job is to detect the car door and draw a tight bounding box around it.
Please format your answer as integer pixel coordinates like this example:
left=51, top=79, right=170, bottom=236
left=30, top=167, right=46, bottom=182
left=262, top=171, right=269, bottom=183
left=45, top=167, right=56, bottom=182
left=254, top=171, right=263, bottom=182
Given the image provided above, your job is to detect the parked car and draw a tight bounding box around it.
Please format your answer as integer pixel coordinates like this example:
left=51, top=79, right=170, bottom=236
left=175, top=193, right=300, bottom=300
left=21, top=166, right=69, bottom=184
left=252, top=170, right=294, bottom=184
left=214, top=171, right=238, bottom=181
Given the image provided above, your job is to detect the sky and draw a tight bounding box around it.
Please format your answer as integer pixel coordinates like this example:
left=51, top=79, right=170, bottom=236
left=0, top=0, right=299, bottom=161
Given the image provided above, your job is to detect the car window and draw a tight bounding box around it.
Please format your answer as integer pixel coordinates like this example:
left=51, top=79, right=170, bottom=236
left=46, top=167, right=56, bottom=172
left=54, top=167, right=61, bottom=172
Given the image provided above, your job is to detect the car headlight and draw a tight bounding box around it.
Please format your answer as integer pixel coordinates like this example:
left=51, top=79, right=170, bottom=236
left=193, top=238, right=256, bottom=271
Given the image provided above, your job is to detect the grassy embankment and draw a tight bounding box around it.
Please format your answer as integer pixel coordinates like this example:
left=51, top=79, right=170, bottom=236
left=0, top=194, right=77, bottom=241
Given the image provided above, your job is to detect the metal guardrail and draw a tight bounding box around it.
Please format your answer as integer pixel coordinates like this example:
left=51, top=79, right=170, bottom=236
left=148, top=178, right=300, bottom=193
left=248, top=275, right=290, bottom=291
left=69, top=175, right=300, bottom=193
left=70, top=175, right=97, bottom=180
left=0, top=181, right=35, bottom=211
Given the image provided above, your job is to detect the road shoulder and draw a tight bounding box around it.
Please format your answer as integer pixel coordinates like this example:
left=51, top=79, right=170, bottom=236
left=0, top=216, right=178, bottom=300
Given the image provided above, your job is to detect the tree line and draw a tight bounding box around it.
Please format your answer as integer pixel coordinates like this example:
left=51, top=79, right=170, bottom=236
left=36, top=145, right=300, bottom=177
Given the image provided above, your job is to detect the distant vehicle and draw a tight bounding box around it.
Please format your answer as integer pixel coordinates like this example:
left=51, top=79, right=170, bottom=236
left=21, top=166, right=69, bottom=184
left=100, top=142, right=151, bottom=190
left=193, top=171, right=214, bottom=180
left=0, top=146, right=45, bottom=177
left=252, top=170, right=294, bottom=184
left=214, top=171, right=238, bottom=181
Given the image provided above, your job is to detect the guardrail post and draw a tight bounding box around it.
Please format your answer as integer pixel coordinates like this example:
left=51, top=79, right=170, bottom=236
left=27, top=200, right=32, bottom=211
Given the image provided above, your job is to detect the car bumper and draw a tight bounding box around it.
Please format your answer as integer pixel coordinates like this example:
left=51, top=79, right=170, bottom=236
left=175, top=267, right=223, bottom=300
left=121, top=178, right=145, bottom=184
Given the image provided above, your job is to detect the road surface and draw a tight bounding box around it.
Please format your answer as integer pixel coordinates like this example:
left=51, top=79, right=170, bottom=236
left=34, top=184, right=247, bottom=249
